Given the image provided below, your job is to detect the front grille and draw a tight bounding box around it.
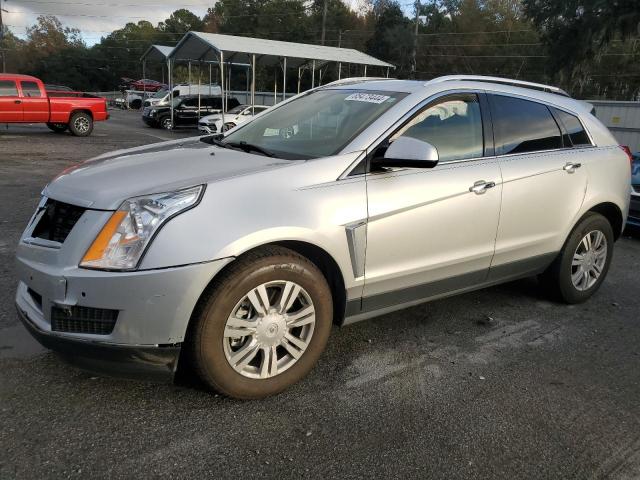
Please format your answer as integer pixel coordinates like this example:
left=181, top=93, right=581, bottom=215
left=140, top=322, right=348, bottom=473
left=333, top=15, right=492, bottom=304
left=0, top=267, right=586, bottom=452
left=32, top=199, right=86, bottom=243
left=51, top=306, right=118, bottom=335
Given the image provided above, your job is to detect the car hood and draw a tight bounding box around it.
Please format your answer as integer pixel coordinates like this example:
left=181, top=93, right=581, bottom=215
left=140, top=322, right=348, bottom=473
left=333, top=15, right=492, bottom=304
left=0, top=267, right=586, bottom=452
left=43, top=137, right=294, bottom=210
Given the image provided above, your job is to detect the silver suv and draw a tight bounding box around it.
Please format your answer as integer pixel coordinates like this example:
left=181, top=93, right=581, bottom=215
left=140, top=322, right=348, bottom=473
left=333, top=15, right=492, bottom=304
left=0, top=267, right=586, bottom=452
left=16, top=76, right=631, bottom=399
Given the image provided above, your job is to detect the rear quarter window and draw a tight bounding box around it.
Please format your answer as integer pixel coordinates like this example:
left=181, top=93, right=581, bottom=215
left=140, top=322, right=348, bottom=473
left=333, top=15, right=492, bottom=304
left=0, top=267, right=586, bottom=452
left=489, top=94, right=563, bottom=155
left=551, top=108, right=592, bottom=147
left=21, top=81, right=43, bottom=98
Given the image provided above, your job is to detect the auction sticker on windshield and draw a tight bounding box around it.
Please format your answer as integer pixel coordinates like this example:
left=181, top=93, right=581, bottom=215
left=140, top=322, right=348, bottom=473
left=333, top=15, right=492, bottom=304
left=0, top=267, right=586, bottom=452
left=344, top=93, right=391, bottom=104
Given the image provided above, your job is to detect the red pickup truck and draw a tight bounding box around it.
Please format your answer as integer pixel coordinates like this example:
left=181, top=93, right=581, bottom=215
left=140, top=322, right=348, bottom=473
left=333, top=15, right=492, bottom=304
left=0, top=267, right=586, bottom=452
left=0, top=74, right=109, bottom=136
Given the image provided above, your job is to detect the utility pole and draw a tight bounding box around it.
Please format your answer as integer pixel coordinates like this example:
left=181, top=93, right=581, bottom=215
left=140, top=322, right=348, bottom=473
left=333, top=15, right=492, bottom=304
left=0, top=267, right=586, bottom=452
left=411, top=0, right=420, bottom=79
left=320, top=0, right=328, bottom=45
left=0, top=0, right=6, bottom=73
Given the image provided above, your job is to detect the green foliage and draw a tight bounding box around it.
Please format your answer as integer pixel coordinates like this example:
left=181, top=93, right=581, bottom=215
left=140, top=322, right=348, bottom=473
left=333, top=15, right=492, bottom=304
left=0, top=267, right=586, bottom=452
left=3, top=1, right=639, bottom=99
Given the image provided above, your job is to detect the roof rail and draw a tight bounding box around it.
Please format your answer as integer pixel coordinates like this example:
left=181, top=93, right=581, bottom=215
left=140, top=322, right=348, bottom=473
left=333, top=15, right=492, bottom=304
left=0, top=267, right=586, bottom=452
left=427, top=75, right=570, bottom=97
left=322, top=77, right=392, bottom=87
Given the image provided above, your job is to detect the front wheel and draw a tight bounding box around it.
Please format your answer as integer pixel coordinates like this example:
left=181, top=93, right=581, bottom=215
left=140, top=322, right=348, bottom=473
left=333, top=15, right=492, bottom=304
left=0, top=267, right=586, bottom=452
left=159, top=116, right=173, bottom=130
left=68, top=112, right=93, bottom=137
left=46, top=122, right=67, bottom=133
left=188, top=246, right=333, bottom=399
left=539, top=212, right=614, bottom=303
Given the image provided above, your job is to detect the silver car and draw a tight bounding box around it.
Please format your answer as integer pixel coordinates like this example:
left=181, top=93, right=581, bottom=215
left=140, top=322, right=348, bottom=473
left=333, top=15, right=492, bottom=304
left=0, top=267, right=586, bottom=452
left=198, top=104, right=271, bottom=134
left=16, top=76, right=631, bottom=399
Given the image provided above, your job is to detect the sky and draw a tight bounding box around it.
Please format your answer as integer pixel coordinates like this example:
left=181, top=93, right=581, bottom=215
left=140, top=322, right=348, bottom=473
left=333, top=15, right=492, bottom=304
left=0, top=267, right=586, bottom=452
left=3, top=0, right=369, bottom=46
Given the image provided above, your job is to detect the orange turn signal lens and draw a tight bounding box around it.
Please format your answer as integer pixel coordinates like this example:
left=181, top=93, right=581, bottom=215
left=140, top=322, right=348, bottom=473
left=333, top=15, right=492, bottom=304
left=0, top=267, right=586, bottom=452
left=81, top=211, right=127, bottom=263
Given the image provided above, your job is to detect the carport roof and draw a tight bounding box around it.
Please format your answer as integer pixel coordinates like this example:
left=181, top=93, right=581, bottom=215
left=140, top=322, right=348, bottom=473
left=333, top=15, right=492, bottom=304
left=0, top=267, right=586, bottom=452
left=140, top=44, right=174, bottom=63
left=168, top=31, right=395, bottom=69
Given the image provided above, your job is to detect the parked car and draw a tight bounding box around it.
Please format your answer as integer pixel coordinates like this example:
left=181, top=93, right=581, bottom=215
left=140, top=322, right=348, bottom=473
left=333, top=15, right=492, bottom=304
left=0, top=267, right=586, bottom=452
left=143, top=84, right=222, bottom=108
left=628, top=151, right=640, bottom=228
left=0, top=73, right=109, bottom=136
left=198, top=104, right=271, bottom=134
left=129, top=78, right=167, bottom=92
left=16, top=76, right=631, bottom=399
left=142, top=95, right=240, bottom=129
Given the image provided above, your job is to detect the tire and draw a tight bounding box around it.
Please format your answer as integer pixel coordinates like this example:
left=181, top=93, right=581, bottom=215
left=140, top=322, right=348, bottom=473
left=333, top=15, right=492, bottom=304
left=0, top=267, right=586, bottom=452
left=68, top=112, right=93, bottom=137
left=189, top=246, right=333, bottom=399
left=159, top=116, right=173, bottom=130
left=46, top=122, right=67, bottom=133
left=539, top=212, right=614, bottom=304
left=130, top=99, right=142, bottom=109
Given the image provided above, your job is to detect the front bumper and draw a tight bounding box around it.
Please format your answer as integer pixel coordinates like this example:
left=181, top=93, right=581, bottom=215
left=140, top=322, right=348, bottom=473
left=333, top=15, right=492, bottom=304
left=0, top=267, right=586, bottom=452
left=628, top=193, right=640, bottom=227
left=17, top=305, right=180, bottom=381
left=15, top=249, right=233, bottom=379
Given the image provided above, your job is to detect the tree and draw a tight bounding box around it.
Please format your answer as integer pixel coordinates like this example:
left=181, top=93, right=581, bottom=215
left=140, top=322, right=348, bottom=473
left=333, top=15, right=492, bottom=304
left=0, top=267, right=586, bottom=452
left=157, top=8, right=204, bottom=34
left=523, top=0, right=640, bottom=73
left=366, top=1, right=413, bottom=77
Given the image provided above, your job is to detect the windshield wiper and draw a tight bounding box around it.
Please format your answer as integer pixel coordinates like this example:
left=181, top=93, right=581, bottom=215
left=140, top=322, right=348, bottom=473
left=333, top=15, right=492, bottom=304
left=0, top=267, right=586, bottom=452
left=226, top=141, right=275, bottom=158
left=200, top=134, right=230, bottom=149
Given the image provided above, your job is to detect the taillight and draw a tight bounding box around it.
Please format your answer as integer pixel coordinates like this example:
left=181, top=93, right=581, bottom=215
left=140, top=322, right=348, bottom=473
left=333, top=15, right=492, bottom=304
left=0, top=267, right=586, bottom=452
left=620, top=145, right=633, bottom=171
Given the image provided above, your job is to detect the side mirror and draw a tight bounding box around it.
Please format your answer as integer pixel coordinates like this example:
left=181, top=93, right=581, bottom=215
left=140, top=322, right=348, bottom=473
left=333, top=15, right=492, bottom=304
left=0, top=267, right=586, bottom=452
left=373, top=136, right=439, bottom=169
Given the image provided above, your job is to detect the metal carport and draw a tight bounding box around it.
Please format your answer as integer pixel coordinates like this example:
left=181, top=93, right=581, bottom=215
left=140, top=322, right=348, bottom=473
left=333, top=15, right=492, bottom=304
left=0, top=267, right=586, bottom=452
left=167, top=31, right=395, bottom=126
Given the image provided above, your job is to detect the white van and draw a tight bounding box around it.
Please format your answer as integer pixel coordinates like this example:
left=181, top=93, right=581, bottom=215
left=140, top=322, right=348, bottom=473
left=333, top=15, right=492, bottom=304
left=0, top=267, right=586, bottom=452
left=143, top=84, right=222, bottom=107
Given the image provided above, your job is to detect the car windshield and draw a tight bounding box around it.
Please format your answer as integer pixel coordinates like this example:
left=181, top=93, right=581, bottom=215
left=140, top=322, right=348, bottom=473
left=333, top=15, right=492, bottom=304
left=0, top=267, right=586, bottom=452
left=221, top=89, right=406, bottom=159
left=152, top=89, right=168, bottom=98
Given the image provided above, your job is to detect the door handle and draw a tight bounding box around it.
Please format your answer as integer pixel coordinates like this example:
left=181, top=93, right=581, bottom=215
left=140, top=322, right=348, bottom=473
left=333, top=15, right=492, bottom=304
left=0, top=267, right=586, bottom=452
left=563, top=162, right=582, bottom=173
left=14, top=100, right=22, bottom=104
left=469, top=180, right=496, bottom=195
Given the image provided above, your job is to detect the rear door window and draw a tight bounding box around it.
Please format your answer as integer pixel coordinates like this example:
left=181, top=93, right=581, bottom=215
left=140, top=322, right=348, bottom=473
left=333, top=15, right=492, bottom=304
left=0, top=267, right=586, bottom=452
left=20, top=81, right=42, bottom=98
left=552, top=108, right=592, bottom=147
left=0, top=80, right=18, bottom=97
left=489, top=95, right=562, bottom=155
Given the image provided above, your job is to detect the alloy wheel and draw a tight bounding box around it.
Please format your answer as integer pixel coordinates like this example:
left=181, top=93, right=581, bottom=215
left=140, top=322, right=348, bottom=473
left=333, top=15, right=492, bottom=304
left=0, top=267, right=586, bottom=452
left=571, top=230, right=608, bottom=291
left=223, top=280, right=315, bottom=379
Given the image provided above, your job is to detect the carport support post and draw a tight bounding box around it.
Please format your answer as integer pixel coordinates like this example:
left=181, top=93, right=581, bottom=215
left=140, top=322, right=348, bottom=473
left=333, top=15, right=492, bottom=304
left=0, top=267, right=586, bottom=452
left=209, top=63, right=212, bottom=95
left=386, top=67, right=390, bottom=78
left=188, top=61, right=191, bottom=94
left=364, top=65, right=367, bottom=77
left=311, top=60, right=315, bottom=88
left=219, top=51, right=225, bottom=127
left=251, top=54, right=256, bottom=114
left=197, top=62, right=201, bottom=120
left=338, top=62, right=341, bottom=80
left=297, top=67, right=301, bottom=94
left=142, top=60, right=146, bottom=97
left=168, top=59, right=174, bottom=129
left=282, top=57, right=287, bottom=102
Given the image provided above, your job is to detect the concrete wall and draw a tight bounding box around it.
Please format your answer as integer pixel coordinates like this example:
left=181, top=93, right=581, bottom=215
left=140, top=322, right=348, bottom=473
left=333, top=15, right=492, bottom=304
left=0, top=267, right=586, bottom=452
left=589, top=100, right=640, bottom=152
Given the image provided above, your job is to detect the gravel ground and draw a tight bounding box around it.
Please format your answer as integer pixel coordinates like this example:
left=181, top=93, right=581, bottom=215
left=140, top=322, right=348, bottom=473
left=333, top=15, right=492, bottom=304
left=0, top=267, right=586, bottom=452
left=1, top=110, right=640, bottom=479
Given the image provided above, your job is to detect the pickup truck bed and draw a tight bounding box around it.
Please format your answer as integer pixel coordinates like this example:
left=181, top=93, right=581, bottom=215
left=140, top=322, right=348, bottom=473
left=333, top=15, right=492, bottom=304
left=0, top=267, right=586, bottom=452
left=0, top=73, right=108, bottom=136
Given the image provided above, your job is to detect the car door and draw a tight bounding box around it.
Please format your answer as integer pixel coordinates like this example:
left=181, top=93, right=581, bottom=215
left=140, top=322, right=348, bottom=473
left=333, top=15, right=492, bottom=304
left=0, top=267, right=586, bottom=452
left=362, top=92, right=503, bottom=311
left=176, top=98, right=199, bottom=124
left=19, top=80, right=49, bottom=123
left=487, top=94, right=589, bottom=275
left=0, top=79, right=23, bottom=122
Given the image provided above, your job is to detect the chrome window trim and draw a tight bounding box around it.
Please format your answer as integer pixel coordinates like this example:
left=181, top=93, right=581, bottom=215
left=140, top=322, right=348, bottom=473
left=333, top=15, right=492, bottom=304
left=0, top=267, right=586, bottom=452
left=338, top=87, right=597, bottom=179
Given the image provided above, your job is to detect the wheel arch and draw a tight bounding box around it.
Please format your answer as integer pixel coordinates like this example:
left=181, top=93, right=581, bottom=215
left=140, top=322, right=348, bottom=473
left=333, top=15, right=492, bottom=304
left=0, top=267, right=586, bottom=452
left=70, top=109, right=93, bottom=120
left=586, top=201, right=624, bottom=240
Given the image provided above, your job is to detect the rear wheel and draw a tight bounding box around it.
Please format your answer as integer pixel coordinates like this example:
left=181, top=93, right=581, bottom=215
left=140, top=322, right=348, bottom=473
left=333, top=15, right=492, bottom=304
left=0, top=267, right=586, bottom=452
left=130, top=98, right=142, bottom=109
left=539, top=213, right=614, bottom=303
left=46, top=122, right=67, bottom=133
left=68, top=112, right=93, bottom=137
left=189, top=246, right=333, bottom=399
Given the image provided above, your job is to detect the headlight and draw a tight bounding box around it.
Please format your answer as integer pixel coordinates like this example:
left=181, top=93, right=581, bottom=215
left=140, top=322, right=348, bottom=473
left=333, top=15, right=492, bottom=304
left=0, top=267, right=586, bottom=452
left=80, top=185, right=204, bottom=270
